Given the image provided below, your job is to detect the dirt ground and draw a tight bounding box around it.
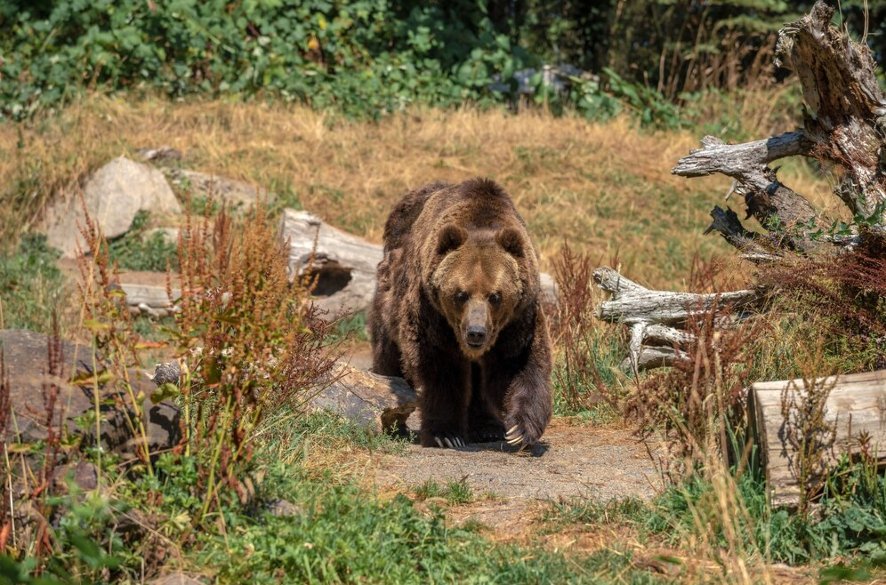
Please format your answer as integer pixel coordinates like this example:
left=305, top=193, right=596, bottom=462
left=374, top=419, right=661, bottom=532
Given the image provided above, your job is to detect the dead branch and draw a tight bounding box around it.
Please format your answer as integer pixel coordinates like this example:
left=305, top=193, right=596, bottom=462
left=594, top=267, right=760, bottom=372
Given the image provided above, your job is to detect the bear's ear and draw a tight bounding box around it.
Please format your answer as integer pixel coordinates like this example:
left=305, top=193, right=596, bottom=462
left=496, top=227, right=525, bottom=258
left=437, top=224, right=467, bottom=255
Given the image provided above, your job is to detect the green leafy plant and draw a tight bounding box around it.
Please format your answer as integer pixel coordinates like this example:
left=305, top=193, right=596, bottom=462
left=107, top=210, right=178, bottom=272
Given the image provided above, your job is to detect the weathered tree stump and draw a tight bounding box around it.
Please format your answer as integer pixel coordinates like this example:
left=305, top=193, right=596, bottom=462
left=750, top=369, right=886, bottom=508
left=673, top=0, right=885, bottom=257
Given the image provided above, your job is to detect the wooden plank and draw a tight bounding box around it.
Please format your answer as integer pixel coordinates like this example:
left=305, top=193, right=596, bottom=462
left=750, top=369, right=886, bottom=508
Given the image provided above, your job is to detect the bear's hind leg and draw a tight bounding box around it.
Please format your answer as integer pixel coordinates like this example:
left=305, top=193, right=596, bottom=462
left=468, top=364, right=505, bottom=443
left=418, top=354, right=470, bottom=449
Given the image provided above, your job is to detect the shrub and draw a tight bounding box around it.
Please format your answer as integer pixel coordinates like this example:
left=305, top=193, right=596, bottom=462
left=170, top=202, right=339, bottom=519
left=0, top=0, right=532, bottom=120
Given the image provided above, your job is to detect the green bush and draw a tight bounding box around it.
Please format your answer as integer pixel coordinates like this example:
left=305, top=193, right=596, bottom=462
left=0, top=0, right=533, bottom=119
left=0, top=0, right=780, bottom=128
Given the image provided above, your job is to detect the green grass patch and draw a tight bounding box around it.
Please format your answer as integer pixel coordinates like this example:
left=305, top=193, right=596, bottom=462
left=542, top=497, right=648, bottom=531
left=544, top=455, right=886, bottom=569
left=263, top=410, right=410, bottom=459
left=414, top=478, right=475, bottom=505
left=0, top=233, right=64, bottom=332
left=107, top=210, right=178, bottom=272
left=7, top=411, right=672, bottom=585
left=198, top=466, right=666, bottom=584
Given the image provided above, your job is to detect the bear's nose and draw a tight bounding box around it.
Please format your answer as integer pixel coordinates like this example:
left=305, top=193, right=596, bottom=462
left=466, top=326, right=487, bottom=347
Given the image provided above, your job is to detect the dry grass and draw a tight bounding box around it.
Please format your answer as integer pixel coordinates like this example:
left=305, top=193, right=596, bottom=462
left=0, top=93, right=837, bottom=290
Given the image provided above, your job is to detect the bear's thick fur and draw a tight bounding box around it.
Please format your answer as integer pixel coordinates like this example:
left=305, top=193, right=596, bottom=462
left=369, top=179, right=552, bottom=448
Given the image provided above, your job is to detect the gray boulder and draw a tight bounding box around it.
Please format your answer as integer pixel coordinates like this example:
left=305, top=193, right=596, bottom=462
left=308, top=364, right=417, bottom=434
left=45, top=156, right=182, bottom=257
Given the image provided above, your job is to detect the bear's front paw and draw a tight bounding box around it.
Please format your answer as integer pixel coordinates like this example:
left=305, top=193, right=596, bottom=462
left=428, top=433, right=466, bottom=449
left=504, top=411, right=549, bottom=448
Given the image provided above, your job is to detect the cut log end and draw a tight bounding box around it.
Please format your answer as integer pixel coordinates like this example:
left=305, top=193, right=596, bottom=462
left=750, top=369, right=886, bottom=508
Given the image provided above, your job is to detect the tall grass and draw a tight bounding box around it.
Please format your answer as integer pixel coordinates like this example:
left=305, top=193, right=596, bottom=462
left=0, top=94, right=834, bottom=289
left=550, top=244, right=627, bottom=415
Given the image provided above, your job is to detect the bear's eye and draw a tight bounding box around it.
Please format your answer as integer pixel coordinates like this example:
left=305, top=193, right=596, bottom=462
left=455, top=291, right=469, bottom=304
left=488, top=292, right=502, bottom=306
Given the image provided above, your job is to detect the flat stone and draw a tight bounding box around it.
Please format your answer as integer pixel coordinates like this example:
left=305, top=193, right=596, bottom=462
left=0, top=329, right=180, bottom=456
left=45, top=157, right=182, bottom=257
left=166, top=169, right=259, bottom=209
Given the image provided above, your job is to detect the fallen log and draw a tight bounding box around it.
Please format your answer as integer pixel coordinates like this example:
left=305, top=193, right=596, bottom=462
left=749, top=369, right=886, bottom=508
left=280, top=209, right=384, bottom=318
left=593, top=266, right=761, bottom=373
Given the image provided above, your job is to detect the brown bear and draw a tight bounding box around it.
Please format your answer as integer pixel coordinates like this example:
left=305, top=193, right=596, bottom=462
left=369, top=178, right=552, bottom=448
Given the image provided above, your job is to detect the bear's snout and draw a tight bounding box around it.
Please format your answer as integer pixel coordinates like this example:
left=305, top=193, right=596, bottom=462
left=466, top=325, right=487, bottom=347
left=461, top=300, right=492, bottom=354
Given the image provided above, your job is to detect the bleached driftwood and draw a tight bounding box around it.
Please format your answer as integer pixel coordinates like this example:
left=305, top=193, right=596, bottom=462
left=749, top=369, right=886, bottom=508
left=593, top=266, right=760, bottom=373
left=281, top=209, right=383, bottom=318
left=673, top=1, right=885, bottom=258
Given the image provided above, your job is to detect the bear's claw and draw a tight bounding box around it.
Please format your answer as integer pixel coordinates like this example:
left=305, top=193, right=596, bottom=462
left=433, top=434, right=465, bottom=449
left=505, top=425, right=524, bottom=446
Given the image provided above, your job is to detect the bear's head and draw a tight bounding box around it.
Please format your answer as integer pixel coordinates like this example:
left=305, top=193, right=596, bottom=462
left=428, top=224, right=528, bottom=359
